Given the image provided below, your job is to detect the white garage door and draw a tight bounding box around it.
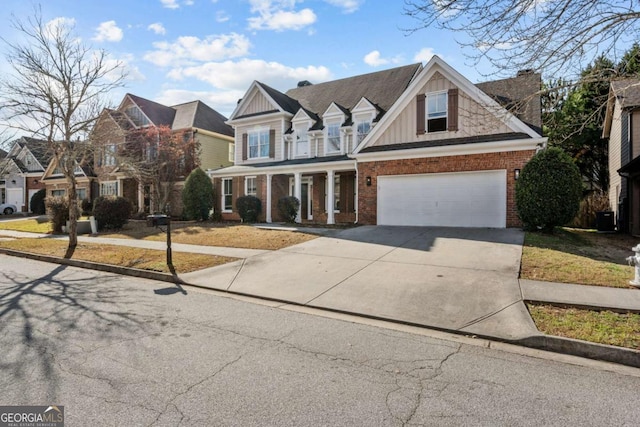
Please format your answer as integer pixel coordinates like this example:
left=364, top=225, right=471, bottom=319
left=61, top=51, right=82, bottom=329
left=6, top=188, right=23, bottom=210
left=377, top=170, right=507, bottom=228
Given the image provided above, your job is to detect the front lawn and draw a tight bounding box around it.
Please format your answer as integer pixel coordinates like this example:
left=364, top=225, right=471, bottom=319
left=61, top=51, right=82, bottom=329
left=0, top=238, right=235, bottom=274
left=521, top=228, right=636, bottom=288
left=0, top=218, right=52, bottom=233
left=99, top=221, right=317, bottom=250
left=528, top=303, right=640, bottom=350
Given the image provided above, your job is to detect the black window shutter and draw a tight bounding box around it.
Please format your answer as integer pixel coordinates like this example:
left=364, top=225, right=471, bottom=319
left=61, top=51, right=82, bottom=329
left=416, top=94, right=426, bottom=135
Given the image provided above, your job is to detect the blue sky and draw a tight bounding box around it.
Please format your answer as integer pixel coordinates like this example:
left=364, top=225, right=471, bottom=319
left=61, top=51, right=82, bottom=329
left=0, top=0, right=491, bottom=118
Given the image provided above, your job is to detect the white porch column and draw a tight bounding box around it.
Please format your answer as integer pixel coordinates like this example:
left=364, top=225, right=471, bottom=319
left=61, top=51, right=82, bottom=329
left=294, top=172, right=302, bottom=223
left=137, top=182, right=145, bottom=213
left=266, top=174, right=273, bottom=223
left=326, top=169, right=335, bottom=225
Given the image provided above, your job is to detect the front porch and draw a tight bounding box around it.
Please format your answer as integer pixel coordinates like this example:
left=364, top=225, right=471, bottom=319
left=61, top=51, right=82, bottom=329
left=212, top=162, right=357, bottom=225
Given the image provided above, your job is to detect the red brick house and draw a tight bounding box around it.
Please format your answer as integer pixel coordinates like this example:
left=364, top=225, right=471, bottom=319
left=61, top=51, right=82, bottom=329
left=210, top=56, right=545, bottom=227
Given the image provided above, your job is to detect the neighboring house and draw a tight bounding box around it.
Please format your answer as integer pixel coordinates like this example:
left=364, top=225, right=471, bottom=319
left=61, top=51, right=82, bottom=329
left=209, top=56, right=545, bottom=228
left=91, top=94, right=234, bottom=214
left=603, top=78, right=640, bottom=234
left=41, top=153, right=97, bottom=203
left=0, top=137, right=51, bottom=212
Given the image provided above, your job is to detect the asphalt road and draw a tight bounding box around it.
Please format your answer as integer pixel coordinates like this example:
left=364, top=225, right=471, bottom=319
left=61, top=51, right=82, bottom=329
left=1, top=254, right=639, bottom=426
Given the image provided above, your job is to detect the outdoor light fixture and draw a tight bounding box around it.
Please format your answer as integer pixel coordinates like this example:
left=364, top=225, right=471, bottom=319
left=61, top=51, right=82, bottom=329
left=366, top=176, right=372, bottom=186
left=10, top=180, right=16, bottom=184
left=514, top=169, right=520, bottom=180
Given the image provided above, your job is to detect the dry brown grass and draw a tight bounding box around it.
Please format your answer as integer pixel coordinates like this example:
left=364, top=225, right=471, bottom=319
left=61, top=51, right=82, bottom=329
left=528, top=303, right=640, bottom=349
left=0, top=238, right=236, bottom=274
left=100, top=221, right=317, bottom=250
left=521, top=228, right=636, bottom=288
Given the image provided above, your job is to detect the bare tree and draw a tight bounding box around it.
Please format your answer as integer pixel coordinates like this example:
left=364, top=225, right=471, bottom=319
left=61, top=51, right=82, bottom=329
left=115, top=125, right=200, bottom=215
left=404, top=0, right=640, bottom=78
left=0, top=8, right=125, bottom=257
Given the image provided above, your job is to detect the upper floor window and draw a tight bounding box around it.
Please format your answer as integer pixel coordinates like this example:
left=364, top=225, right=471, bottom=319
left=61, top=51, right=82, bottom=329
left=228, top=143, right=235, bottom=163
left=295, top=130, right=309, bottom=157
left=248, top=129, right=270, bottom=159
left=356, top=120, right=371, bottom=144
left=103, top=144, right=116, bottom=166
left=427, top=92, right=447, bottom=132
left=125, top=106, right=150, bottom=127
left=326, top=123, right=341, bottom=153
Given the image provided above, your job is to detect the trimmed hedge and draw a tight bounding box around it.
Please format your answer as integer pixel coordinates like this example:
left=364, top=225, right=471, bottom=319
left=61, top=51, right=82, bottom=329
left=516, top=147, right=583, bottom=232
left=277, top=196, right=300, bottom=223
left=236, top=195, right=261, bottom=223
left=92, top=196, right=132, bottom=230
left=30, top=188, right=46, bottom=215
left=182, top=168, right=214, bottom=221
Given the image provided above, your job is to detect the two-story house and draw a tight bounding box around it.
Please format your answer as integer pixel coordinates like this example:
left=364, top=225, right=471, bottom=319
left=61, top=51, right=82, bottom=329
left=0, top=137, right=51, bottom=212
left=603, top=78, right=640, bottom=234
left=210, top=56, right=545, bottom=227
left=90, top=94, right=234, bottom=214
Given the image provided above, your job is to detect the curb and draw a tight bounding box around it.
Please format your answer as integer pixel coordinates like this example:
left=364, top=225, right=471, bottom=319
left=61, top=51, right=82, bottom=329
left=2, top=249, right=639, bottom=369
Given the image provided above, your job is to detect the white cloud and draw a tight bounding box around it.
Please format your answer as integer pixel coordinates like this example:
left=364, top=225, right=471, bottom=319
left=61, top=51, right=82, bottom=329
left=93, top=21, right=123, bottom=42
left=363, top=50, right=403, bottom=67
left=216, top=11, right=230, bottom=23
left=143, top=33, right=251, bottom=67
left=148, top=22, right=166, bottom=35
left=248, top=0, right=317, bottom=31
left=167, top=59, right=332, bottom=92
left=324, top=0, right=363, bottom=13
left=44, top=17, right=76, bottom=38
left=413, top=47, right=436, bottom=63
left=102, top=53, right=145, bottom=83
left=160, top=0, right=193, bottom=9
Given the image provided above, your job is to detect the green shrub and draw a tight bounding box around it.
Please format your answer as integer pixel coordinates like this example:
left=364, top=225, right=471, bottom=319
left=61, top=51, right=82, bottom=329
left=236, top=195, right=261, bottom=223
left=92, top=196, right=132, bottom=230
left=46, top=196, right=71, bottom=233
left=516, top=147, right=583, bottom=232
left=30, top=188, right=46, bottom=215
left=277, top=196, right=300, bottom=223
left=80, top=198, right=93, bottom=216
left=182, top=168, right=214, bottom=221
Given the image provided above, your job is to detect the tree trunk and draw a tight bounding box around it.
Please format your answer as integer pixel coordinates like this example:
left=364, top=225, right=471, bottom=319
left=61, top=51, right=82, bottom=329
left=65, top=172, right=78, bottom=259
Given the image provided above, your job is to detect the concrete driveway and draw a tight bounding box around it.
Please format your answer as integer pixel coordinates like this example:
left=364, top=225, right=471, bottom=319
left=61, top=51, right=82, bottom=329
left=184, top=226, right=538, bottom=341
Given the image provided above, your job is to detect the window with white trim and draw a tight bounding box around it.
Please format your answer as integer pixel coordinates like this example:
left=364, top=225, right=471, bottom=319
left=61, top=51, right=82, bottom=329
left=427, top=92, right=447, bottom=132
left=356, top=120, right=371, bottom=144
left=229, top=143, right=235, bottom=163
left=100, top=181, right=118, bottom=196
left=245, top=176, right=257, bottom=196
left=103, top=144, right=116, bottom=166
left=326, top=176, right=340, bottom=212
left=295, top=130, right=309, bottom=157
left=222, top=178, right=233, bottom=212
left=248, top=129, right=269, bottom=159
left=326, top=123, right=341, bottom=153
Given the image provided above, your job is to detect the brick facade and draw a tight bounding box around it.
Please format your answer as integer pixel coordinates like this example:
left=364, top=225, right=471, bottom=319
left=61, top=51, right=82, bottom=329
left=357, top=150, right=536, bottom=227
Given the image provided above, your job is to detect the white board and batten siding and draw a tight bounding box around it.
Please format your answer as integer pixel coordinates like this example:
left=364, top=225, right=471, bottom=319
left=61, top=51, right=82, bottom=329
left=377, top=170, right=507, bottom=228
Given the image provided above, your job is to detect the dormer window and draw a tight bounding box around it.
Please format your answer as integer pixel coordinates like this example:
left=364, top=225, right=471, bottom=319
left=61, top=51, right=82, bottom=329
left=125, top=106, right=150, bottom=127
left=295, top=128, right=309, bottom=157
left=356, top=120, right=371, bottom=144
left=427, top=92, right=447, bottom=132
left=326, top=123, right=341, bottom=153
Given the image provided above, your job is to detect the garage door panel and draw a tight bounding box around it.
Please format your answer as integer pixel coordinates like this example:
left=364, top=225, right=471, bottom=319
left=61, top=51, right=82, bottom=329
left=377, top=170, right=506, bottom=228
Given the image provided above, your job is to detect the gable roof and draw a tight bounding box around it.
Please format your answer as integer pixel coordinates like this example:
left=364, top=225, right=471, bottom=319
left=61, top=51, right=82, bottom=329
left=602, top=78, right=640, bottom=138
left=285, top=63, right=422, bottom=118
left=125, top=93, right=176, bottom=127
left=354, top=56, right=542, bottom=154
left=257, top=82, right=302, bottom=114
left=172, top=100, right=233, bottom=136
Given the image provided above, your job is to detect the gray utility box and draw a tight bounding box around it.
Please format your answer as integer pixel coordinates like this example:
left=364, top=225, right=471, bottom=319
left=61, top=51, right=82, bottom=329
left=147, top=214, right=169, bottom=227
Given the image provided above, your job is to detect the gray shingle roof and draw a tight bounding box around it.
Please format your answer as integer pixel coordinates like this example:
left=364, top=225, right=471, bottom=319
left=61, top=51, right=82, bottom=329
left=285, top=63, right=422, bottom=116
left=476, top=72, right=542, bottom=134
left=127, top=93, right=176, bottom=127
left=611, top=78, right=640, bottom=109
left=257, top=82, right=302, bottom=114
left=172, top=100, right=233, bottom=136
